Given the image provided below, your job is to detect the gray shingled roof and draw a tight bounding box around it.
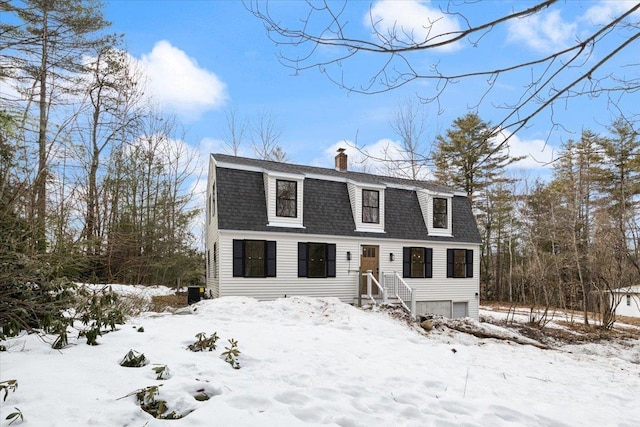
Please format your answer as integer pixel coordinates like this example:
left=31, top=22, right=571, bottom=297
left=213, top=154, right=482, bottom=244
left=213, top=153, right=457, bottom=193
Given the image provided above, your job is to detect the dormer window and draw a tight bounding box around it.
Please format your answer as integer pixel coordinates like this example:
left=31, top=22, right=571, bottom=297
left=362, top=189, right=379, bottom=224
left=266, top=172, right=304, bottom=228
left=416, top=190, right=453, bottom=237
left=347, top=181, right=385, bottom=233
left=276, top=180, right=297, bottom=218
left=433, top=197, right=448, bottom=229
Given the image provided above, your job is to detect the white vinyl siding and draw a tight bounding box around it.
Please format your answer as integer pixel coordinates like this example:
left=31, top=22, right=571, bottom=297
left=206, top=158, right=221, bottom=298
left=215, top=230, right=479, bottom=319
left=612, top=291, right=640, bottom=318
left=382, top=241, right=479, bottom=319
left=218, top=231, right=362, bottom=302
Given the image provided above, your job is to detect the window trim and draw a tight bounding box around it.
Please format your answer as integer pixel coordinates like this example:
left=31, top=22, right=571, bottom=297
left=433, top=197, right=448, bottom=229
left=418, top=190, right=453, bottom=237
left=276, top=179, right=297, bottom=218
left=232, top=239, right=276, bottom=278
left=362, top=189, right=380, bottom=224
left=298, top=242, right=337, bottom=278
left=402, top=247, right=433, bottom=278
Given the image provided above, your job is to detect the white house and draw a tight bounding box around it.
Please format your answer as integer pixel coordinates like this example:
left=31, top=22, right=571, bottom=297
left=611, top=286, right=640, bottom=318
left=205, top=150, right=482, bottom=319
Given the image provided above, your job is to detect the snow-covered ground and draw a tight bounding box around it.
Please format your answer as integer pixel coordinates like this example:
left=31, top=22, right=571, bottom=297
left=1, top=288, right=639, bottom=427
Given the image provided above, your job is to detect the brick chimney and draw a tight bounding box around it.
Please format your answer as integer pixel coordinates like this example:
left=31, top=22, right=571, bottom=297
left=335, top=148, right=347, bottom=172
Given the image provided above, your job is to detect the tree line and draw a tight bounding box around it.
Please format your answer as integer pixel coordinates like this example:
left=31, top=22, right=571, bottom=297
left=0, top=0, right=202, bottom=291
left=423, top=112, right=639, bottom=327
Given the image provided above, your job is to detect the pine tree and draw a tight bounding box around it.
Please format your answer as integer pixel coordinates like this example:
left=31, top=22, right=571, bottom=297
left=1, top=0, right=112, bottom=251
left=433, top=113, right=524, bottom=202
left=433, top=113, right=524, bottom=300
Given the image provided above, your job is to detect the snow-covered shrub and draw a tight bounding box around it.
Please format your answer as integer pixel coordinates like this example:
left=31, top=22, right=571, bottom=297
left=152, top=365, right=172, bottom=380
left=119, top=349, right=149, bottom=367
left=187, top=332, right=219, bottom=352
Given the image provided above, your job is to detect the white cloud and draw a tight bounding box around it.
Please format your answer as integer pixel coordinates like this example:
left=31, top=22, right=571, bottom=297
left=582, top=1, right=638, bottom=25
left=139, top=40, right=227, bottom=120
left=317, top=139, right=434, bottom=179
left=367, top=0, right=462, bottom=51
left=493, top=129, right=555, bottom=170
left=507, top=9, right=577, bottom=53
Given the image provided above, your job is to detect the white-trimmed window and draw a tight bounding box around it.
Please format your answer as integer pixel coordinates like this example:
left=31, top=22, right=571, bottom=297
left=232, top=239, right=277, bottom=278
left=276, top=179, right=297, bottom=217
left=417, top=190, right=453, bottom=237
left=433, top=197, right=448, bottom=229
left=362, top=189, right=379, bottom=223
left=348, top=181, right=385, bottom=233
left=297, top=242, right=336, bottom=278
left=265, top=172, right=305, bottom=228
left=402, top=247, right=433, bottom=278
left=447, top=249, right=473, bottom=278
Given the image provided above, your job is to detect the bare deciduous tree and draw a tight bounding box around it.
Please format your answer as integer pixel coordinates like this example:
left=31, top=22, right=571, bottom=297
left=248, top=0, right=640, bottom=146
left=220, top=104, right=248, bottom=156
left=76, top=46, right=145, bottom=257
left=251, top=109, right=287, bottom=162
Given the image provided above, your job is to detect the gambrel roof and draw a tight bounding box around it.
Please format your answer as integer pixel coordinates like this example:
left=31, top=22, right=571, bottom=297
left=212, top=153, right=482, bottom=244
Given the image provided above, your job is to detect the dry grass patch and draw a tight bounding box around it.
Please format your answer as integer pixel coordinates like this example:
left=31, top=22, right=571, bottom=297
left=482, top=302, right=640, bottom=344
left=150, top=294, right=188, bottom=312
left=616, top=315, right=640, bottom=327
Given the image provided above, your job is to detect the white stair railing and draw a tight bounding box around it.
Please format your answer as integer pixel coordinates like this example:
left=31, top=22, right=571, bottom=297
left=362, top=270, right=387, bottom=305
left=383, top=272, right=416, bottom=318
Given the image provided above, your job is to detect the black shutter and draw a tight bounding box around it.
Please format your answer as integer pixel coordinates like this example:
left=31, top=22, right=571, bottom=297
left=327, top=244, right=336, bottom=277
left=466, top=249, right=474, bottom=278
left=425, top=248, right=433, bottom=278
left=446, top=249, right=454, bottom=278
left=298, top=242, right=308, bottom=277
left=403, top=247, right=411, bottom=278
left=266, top=241, right=277, bottom=277
left=233, top=240, right=244, bottom=277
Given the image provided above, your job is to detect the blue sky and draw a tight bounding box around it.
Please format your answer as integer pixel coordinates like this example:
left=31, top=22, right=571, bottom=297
left=102, top=0, right=639, bottom=179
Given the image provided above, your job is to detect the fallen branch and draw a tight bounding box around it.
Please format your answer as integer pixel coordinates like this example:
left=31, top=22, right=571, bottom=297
left=440, top=321, right=551, bottom=350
